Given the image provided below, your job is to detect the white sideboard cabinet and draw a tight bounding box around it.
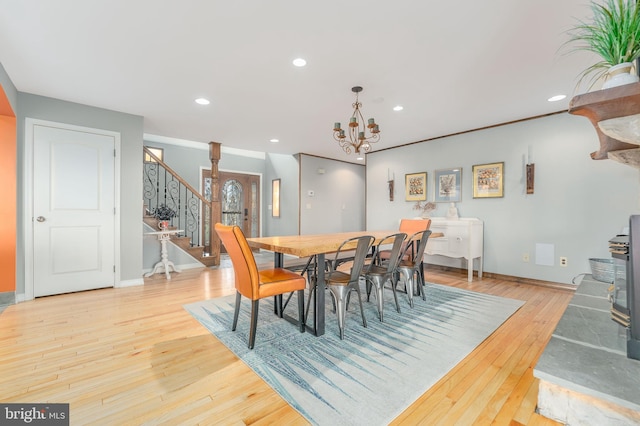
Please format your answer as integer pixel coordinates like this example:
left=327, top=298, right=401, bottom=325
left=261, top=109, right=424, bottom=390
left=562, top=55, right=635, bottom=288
left=425, top=217, right=483, bottom=282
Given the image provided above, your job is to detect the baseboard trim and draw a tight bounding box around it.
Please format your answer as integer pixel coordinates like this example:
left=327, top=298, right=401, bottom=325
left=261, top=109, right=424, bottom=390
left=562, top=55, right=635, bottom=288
left=118, top=278, right=144, bottom=288
left=425, top=264, right=576, bottom=292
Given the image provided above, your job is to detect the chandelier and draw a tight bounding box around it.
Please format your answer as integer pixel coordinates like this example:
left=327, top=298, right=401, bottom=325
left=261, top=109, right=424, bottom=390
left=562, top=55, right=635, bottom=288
left=332, top=86, right=380, bottom=155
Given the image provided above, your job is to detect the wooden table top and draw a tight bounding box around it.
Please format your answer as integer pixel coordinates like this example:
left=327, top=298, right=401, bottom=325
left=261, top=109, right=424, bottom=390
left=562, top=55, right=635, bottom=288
left=247, top=230, right=442, bottom=258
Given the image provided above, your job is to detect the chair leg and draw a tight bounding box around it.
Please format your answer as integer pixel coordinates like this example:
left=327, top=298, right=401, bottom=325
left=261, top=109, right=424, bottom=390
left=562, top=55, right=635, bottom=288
left=406, top=274, right=415, bottom=308
left=297, top=289, right=305, bottom=332
left=391, top=274, right=401, bottom=313
left=368, top=276, right=384, bottom=321
left=354, top=285, right=368, bottom=328
left=418, top=263, right=426, bottom=301
left=248, top=299, right=259, bottom=349
left=400, top=269, right=415, bottom=308
left=329, top=286, right=348, bottom=340
left=232, top=292, right=242, bottom=331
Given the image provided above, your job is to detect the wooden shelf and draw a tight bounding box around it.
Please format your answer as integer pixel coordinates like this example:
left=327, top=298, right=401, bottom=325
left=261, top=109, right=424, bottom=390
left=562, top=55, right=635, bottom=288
left=568, top=82, right=640, bottom=165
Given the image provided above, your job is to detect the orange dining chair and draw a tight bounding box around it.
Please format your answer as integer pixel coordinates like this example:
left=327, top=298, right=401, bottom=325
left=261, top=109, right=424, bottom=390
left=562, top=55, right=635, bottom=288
left=215, top=224, right=306, bottom=349
left=379, top=218, right=431, bottom=261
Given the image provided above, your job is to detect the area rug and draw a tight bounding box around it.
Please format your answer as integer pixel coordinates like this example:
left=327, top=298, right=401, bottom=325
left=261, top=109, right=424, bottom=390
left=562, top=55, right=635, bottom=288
left=184, top=283, right=524, bottom=425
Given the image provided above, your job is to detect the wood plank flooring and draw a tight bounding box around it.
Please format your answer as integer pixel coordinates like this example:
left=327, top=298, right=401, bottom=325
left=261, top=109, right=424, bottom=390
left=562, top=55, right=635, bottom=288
left=0, top=264, right=573, bottom=425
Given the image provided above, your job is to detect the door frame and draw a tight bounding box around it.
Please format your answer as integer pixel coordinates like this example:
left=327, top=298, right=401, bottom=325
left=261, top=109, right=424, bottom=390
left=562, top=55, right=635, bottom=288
left=199, top=166, right=263, bottom=240
left=23, top=118, right=121, bottom=301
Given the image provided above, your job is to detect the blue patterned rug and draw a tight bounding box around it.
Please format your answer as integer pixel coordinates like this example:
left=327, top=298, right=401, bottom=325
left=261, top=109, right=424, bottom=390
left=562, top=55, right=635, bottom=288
left=184, top=283, right=524, bottom=425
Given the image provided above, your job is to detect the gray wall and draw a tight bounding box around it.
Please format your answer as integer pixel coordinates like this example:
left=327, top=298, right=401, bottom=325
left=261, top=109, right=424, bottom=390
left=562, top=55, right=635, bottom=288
left=142, top=140, right=267, bottom=239
left=264, top=153, right=300, bottom=236
left=366, top=112, right=640, bottom=284
left=300, top=154, right=366, bottom=234
left=0, top=62, right=17, bottom=112
left=143, top=140, right=267, bottom=190
left=17, top=93, right=144, bottom=291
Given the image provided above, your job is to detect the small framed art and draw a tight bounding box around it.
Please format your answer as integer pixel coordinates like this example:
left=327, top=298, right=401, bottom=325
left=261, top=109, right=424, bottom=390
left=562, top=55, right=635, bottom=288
left=434, top=168, right=462, bottom=202
left=405, top=172, right=427, bottom=201
left=272, top=179, right=281, bottom=217
left=472, top=162, right=504, bottom=198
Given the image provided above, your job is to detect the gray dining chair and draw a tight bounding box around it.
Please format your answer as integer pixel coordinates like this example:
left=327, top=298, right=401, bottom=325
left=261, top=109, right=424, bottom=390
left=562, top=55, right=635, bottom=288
left=396, top=230, right=432, bottom=308
left=325, top=234, right=375, bottom=339
left=362, top=232, right=407, bottom=321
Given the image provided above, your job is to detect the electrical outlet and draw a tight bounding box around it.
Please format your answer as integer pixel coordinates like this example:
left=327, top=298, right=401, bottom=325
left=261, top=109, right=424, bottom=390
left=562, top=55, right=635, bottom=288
left=522, top=253, right=530, bottom=262
left=560, top=256, right=568, bottom=267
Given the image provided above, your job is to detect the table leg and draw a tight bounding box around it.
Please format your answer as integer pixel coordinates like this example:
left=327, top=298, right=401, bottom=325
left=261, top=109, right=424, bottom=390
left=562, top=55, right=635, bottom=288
left=144, top=236, right=181, bottom=279
left=274, top=252, right=284, bottom=316
left=314, top=253, right=326, bottom=336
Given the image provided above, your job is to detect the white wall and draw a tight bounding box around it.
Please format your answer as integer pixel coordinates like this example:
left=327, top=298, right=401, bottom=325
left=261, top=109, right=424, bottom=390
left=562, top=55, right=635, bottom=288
left=366, top=112, right=640, bottom=284
left=300, top=154, right=366, bottom=234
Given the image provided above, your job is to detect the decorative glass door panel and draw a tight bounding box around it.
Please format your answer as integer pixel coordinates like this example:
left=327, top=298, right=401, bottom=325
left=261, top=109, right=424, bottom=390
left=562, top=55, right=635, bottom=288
left=222, top=179, right=243, bottom=227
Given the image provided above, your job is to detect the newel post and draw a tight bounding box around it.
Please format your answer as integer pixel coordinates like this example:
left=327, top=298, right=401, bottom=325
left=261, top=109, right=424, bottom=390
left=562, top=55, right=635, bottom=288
left=209, top=141, right=221, bottom=265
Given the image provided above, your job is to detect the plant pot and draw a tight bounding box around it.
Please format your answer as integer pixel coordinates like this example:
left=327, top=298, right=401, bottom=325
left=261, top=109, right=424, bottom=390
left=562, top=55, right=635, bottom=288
left=158, top=220, right=169, bottom=230
left=603, top=62, right=640, bottom=89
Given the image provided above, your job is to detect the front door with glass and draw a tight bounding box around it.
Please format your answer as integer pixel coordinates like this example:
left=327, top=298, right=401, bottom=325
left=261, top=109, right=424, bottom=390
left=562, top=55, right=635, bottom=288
left=202, top=170, right=260, bottom=253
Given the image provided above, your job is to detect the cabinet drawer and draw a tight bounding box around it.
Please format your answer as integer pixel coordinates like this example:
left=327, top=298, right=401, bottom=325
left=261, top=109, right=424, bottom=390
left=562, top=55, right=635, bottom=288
left=426, top=237, right=448, bottom=254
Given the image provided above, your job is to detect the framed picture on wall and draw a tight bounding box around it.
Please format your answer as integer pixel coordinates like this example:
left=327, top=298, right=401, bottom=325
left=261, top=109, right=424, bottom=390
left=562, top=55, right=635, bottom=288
left=434, top=168, right=462, bottom=202
left=272, top=179, right=281, bottom=217
left=472, top=162, right=504, bottom=198
left=405, top=172, right=427, bottom=201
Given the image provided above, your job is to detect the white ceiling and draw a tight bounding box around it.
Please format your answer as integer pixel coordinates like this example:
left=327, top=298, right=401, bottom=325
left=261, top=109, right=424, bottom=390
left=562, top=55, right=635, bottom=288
left=0, top=0, right=599, bottom=163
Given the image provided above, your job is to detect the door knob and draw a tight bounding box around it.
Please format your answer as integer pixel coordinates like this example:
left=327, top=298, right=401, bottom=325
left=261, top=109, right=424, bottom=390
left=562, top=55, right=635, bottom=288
left=36, top=216, right=46, bottom=222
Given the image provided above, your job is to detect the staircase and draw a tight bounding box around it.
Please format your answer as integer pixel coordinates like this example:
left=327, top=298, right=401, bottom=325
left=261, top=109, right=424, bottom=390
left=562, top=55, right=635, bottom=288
left=143, top=146, right=219, bottom=267
left=143, top=210, right=217, bottom=267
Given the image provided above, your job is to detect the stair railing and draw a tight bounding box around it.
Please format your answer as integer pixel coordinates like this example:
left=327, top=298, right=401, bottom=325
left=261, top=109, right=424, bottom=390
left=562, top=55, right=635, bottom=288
left=143, top=146, right=213, bottom=254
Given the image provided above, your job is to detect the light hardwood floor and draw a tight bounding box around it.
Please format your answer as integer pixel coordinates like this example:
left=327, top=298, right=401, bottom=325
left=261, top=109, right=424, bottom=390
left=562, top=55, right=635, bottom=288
left=0, top=264, right=572, bottom=425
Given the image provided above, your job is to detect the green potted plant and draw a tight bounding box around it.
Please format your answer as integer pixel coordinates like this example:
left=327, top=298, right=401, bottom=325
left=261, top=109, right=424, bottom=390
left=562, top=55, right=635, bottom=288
left=564, top=0, right=640, bottom=90
left=152, top=203, right=177, bottom=229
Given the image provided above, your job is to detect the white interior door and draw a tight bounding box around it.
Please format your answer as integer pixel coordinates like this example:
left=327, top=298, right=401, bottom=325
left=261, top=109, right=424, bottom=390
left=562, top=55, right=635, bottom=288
left=32, top=123, right=116, bottom=297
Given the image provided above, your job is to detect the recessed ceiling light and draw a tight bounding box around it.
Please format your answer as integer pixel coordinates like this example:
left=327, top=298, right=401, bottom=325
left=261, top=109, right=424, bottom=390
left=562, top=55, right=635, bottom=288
left=195, top=98, right=210, bottom=105
left=547, top=95, right=566, bottom=102
left=269, top=138, right=279, bottom=143
left=393, top=105, right=404, bottom=111
left=292, top=58, right=307, bottom=67
left=356, top=156, right=364, bottom=161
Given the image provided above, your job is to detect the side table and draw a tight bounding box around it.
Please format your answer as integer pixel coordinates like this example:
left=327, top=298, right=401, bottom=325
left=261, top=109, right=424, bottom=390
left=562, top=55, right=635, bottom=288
left=144, top=229, right=184, bottom=279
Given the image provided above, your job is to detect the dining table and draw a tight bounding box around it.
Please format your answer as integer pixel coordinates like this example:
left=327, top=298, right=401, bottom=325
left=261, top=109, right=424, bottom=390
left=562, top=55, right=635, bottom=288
left=246, top=229, right=442, bottom=337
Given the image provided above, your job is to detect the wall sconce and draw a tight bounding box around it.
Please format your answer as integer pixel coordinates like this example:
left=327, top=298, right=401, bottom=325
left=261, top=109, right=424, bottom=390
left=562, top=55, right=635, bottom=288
left=272, top=179, right=281, bottom=217
left=388, top=169, right=395, bottom=201
left=526, top=164, right=535, bottom=194
left=526, top=146, right=534, bottom=194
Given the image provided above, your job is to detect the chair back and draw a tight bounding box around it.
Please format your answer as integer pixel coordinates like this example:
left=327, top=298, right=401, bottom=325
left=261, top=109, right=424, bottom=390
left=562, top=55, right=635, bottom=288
left=331, top=235, right=375, bottom=281
left=402, top=230, right=433, bottom=268
left=399, top=218, right=431, bottom=234
left=373, top=232, right=407, bottom=273
left=215, top=223, right=260, bottom=299
left=398, top=219, right=431, bottom=260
